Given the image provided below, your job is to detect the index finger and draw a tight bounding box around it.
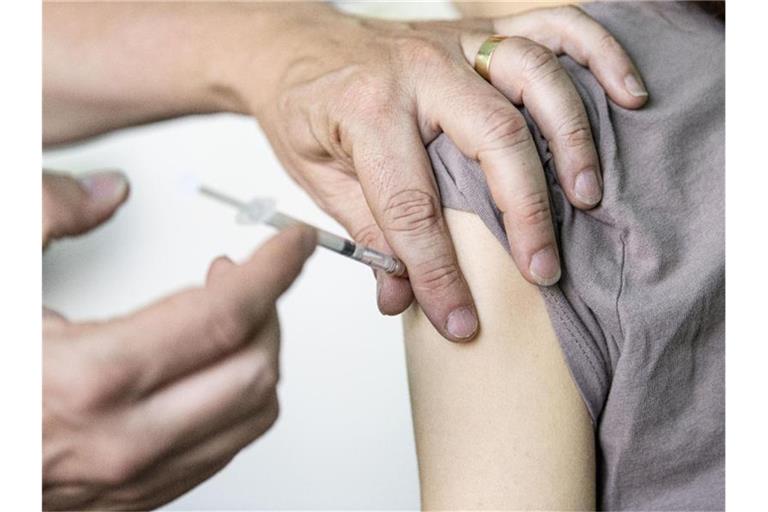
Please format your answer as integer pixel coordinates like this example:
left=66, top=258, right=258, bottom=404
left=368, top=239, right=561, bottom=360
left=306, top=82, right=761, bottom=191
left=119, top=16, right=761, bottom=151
left=351, top=115, right=479, bottom=342
left=99, top=225, right=316, bottom=395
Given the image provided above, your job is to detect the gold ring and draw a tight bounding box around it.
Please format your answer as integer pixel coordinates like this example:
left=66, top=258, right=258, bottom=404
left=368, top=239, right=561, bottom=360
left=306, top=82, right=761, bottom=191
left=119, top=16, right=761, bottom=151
left=474, top=35, right=507, bottom=82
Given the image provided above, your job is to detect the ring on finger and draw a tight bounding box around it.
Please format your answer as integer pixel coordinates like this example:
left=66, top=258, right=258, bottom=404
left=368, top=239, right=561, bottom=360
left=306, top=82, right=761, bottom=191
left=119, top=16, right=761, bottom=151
left=474, top=35, right=508, bottom=82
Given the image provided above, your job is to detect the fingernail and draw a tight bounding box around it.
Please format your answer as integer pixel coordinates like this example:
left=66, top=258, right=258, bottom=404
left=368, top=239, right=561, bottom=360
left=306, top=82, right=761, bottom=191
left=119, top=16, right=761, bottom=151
left=530, top=246, right=561, bottom=286
left=78, top=171, right=127, bottom=202
left=624, top=73, right=648, bottom=97
left=446, top=306, right=478, bottom=341
left=574, top=168, right=602, bottom=206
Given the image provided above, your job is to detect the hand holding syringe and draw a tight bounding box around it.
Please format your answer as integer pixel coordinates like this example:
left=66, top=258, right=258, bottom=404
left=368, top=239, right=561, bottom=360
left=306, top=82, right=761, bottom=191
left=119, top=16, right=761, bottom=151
left=199, top=185, right=407, bottom=277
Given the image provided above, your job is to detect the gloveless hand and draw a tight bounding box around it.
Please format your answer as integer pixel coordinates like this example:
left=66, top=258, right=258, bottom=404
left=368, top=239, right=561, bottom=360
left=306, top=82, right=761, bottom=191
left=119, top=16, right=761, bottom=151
left=42, top=2, right=647, bottom=343
left=246, top=5, right=648, bottom=342
left=42, top=172, right=316, bottom=510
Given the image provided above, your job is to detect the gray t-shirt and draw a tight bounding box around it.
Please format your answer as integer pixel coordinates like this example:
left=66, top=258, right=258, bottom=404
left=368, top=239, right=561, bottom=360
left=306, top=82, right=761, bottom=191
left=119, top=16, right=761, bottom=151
left=427, top=2, right=724, bottom=510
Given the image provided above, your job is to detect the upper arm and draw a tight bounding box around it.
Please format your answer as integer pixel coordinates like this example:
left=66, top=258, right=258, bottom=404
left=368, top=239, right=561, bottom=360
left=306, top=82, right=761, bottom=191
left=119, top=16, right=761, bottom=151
left=403, top=209, right=595, bottom=510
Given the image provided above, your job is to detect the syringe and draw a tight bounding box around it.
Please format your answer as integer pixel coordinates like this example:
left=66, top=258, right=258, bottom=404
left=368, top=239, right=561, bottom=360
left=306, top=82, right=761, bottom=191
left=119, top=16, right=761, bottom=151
left=199, top=185, right=407, bottom=277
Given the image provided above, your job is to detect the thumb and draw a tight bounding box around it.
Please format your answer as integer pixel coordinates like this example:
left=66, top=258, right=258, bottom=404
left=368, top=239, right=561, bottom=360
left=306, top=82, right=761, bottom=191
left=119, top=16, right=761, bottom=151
left=42, top=170, right=129, bottom=247
left=216, top=225, right=318, bottom=309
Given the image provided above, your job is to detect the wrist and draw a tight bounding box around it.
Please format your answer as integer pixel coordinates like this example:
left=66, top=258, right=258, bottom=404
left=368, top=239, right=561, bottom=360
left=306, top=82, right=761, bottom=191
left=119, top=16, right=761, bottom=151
left=206, top=2, right=350, bottom=117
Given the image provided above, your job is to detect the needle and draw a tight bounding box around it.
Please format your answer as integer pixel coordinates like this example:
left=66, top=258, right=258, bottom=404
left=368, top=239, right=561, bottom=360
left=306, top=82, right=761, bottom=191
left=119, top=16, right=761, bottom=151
left=199, top=185, right=407, bottom=277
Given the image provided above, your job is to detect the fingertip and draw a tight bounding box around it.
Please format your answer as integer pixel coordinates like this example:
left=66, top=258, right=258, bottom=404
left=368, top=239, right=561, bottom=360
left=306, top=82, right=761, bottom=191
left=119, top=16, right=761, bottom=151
left=376, top=272, right=414, bottom=315
left=572, top=168, right=603, bottom=208
left=445, top=305, right=480, bottom=342
left=207, top=255, right=235, bottom=283
left=282, top=224, right=318, bottom=260
left=408, top=266, right=480, bottom=342
left=590, top=49, right=648, bottom=108
left=78, top=169, right=130, bottom=205
left=528, top=245, right=562, bottom=287
left=614, top=72, right=649, bottom=109
left=42, top=170, right=130, bottom=246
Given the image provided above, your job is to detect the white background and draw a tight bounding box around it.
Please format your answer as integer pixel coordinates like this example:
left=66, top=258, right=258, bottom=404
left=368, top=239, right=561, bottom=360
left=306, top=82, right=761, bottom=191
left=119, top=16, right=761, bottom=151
left=7, top=1, right=764, bottom=511
left=42, top=2, right=457, bottom=510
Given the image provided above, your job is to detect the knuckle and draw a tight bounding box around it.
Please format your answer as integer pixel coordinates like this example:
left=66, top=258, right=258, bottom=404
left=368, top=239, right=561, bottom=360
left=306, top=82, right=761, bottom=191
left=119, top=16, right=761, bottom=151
left=412, top=258, right=462, bottom=295
left=382, top=189, right=440, bottom=236
left=513, top=191, right=553, bottom=227
left=396, top=36, right=451, bottom=69
left=598, top=33, right=622, bottom=54
left=476, top=107, right=531, bottom=157
left=208, top=304, right=247, bottom=354
left=347, top=74, right=398, bottom=119
left=353, top=74, right=389, bottom=102
left=557, top=117, right=594, bottom=149
left=352, top=223, right=381, bottom=249
left=519, top=41, right=561, bottom=82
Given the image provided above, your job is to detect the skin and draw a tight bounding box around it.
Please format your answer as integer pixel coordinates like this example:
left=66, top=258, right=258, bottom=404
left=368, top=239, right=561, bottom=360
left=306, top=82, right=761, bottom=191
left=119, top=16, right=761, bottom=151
left=403, top=209, right=595, bottom=510
left=400, top=5, right=595, bottom=507
left=44, top=1, right=648, bottom=343
left=455, top=1, right=578, bottom=18
left=42, top=171, right=317, bottom=510
left=42, top=2, right=647, bottom=507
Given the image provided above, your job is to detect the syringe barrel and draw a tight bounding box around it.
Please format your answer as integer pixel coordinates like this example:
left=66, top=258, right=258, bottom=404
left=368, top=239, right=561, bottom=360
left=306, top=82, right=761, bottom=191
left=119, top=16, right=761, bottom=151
left=352, top=245, right=407, bottom=276
left=268, top=213, right=348, bottom=253
left=266, top=211, right=300, bottom=230
left=265, top=211, right=406, bottom=276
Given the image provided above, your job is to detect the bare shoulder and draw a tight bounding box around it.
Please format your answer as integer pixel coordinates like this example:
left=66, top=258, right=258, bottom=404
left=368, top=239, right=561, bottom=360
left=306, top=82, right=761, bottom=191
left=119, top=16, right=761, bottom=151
left=403, top=209, right=595, bottom=510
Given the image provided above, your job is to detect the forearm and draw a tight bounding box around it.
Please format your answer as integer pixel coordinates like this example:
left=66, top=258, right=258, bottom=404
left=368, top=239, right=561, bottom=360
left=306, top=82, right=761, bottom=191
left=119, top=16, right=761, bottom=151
left=42, top=1, right=340, bottom=145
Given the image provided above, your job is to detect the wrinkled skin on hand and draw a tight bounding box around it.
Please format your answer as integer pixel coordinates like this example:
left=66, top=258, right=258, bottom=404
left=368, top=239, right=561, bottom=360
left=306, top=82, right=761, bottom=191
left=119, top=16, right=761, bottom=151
left=252, top=5, right=647, bottom=342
